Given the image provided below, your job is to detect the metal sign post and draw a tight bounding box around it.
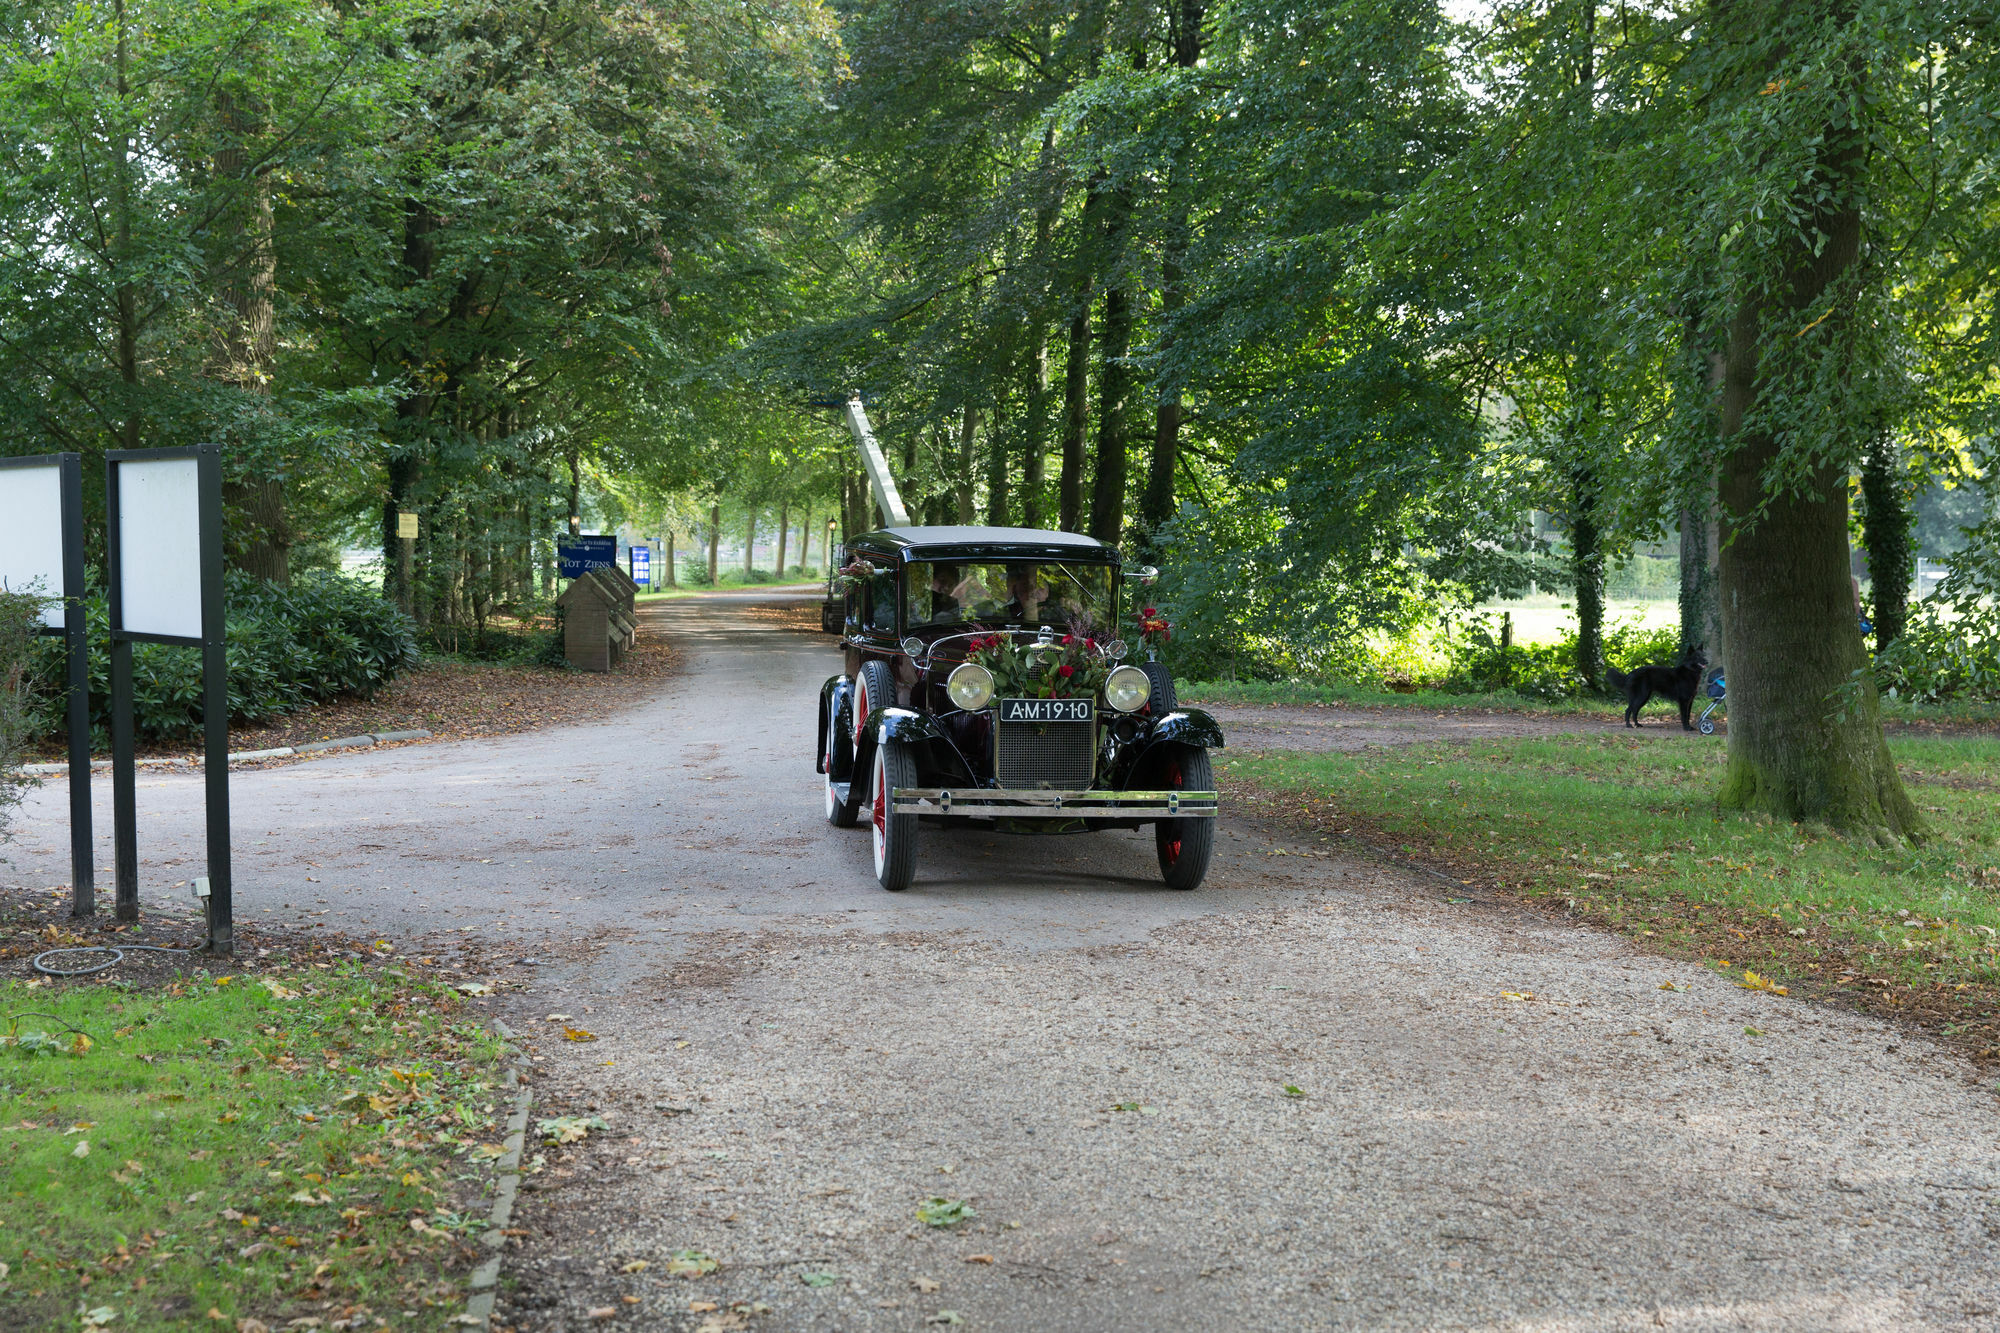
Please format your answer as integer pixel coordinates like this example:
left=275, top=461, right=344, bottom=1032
left=106, top=446, right=232, bottom=952
left=0, top=454, right=92, bottom=916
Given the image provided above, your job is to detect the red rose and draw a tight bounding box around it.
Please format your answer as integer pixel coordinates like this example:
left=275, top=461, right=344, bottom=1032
left=1061, top=634, right=1074, bottom=646
left=1142, top=606, right=1157, bottom=617
left=1057, top=664, right=1074, bottom=678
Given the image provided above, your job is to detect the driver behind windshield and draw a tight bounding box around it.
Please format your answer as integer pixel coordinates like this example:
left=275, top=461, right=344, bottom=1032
left=924, top=564, right=963, bottom=624
left=1003, top=564, right=1048, bottom=624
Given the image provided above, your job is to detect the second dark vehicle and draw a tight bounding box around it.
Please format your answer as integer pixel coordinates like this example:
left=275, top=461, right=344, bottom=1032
left=814, top=525, right=1224, bottom=892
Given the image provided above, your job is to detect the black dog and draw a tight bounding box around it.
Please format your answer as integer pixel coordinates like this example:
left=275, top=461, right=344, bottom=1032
left=1605, top=645, right=1708, bottom=730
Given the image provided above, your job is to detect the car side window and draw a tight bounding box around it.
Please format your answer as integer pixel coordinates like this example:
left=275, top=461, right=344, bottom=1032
left=866, top=567, right=898, bottom=633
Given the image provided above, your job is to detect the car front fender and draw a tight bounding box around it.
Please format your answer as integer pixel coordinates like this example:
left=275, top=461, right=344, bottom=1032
left=1127, top=708, right=1225, bottom=775
left=1150, top=708, right=1225, bottom=750
left=817, top=675, right=852, bottom=775
left=866, top=707, right=945, bottom=749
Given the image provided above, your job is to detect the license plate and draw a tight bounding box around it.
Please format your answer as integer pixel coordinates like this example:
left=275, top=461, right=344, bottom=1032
left=997, top=698, right=1093, bottom=723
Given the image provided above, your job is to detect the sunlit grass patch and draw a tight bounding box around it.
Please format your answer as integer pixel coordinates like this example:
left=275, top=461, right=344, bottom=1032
left=0, top=962, right=507, bottom=1329
left=1225, top=735, right=2000, bottom=1054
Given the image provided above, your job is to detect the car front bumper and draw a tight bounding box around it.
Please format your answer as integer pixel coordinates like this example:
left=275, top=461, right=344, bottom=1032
left=889, top=788, right=1219, bottom=820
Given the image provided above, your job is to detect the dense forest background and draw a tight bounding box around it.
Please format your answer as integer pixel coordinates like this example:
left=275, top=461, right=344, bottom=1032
left=3, top=0, right=1998, bottom=833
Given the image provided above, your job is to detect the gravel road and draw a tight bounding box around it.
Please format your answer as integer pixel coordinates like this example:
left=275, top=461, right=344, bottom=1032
left=6, top=594, right=1998, bottom=1331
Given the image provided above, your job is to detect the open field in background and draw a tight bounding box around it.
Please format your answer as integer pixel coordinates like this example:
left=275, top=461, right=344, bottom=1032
left=0, top=927, right=510, bottom=1331
left=1222, top=734, right=2000, bottom=1064
left=1472, top=595, right=1681, bottom=645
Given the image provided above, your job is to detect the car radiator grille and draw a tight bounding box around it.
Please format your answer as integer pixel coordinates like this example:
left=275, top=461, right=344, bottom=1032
left=994, top=720, right=1096, bottom=789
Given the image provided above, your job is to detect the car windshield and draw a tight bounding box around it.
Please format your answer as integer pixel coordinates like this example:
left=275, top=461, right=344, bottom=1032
left=906, top=560, right=1115, bottom=634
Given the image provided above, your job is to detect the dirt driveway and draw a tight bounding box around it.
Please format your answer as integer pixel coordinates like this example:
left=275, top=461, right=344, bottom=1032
left=6, top=595, right=1997, bottom=1331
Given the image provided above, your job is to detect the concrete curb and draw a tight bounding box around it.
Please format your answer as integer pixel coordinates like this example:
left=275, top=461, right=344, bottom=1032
left=15, top=729, right=432, bottom=776
left=462, top=1017, right=533, bottom=1330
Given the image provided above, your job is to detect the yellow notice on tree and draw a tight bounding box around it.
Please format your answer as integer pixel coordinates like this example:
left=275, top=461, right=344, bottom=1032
left=396, top=512, right=419, bottom=539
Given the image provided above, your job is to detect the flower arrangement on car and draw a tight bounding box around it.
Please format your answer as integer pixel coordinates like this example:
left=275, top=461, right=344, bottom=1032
left=1135, top=605, right=1171, bottom=657
left=829, top=556, right=877, bottom=594
left=963, top=632, right=1111, bottom=701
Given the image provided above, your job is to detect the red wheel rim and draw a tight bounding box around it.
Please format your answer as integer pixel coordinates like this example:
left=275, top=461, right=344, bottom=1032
left=1162, top=756, right=1185, bottom=865
left=873, top=755, right=887, bottom=838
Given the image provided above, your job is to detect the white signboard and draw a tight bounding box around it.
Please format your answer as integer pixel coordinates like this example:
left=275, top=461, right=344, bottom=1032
left=117, top=456, right=205, bottom=640
left=0, top=462, right=66, bottom=629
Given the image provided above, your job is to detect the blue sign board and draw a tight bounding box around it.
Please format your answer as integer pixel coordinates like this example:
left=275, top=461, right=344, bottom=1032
left=629, top=545, right=651, bottom=586
left=557, top=535, right=616, bottom=579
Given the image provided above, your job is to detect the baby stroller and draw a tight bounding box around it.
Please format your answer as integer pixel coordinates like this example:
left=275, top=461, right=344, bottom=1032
left=1698, top=670, right=1725, bottom=736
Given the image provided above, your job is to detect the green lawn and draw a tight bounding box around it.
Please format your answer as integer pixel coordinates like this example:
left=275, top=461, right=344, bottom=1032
left=0, top=961, right=508, bottom=1329
left=1224, top=734, right=2000, bottom=1056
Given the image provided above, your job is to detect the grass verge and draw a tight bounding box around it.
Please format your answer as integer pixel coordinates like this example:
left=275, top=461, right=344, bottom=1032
left=0, top=958, right=509, bottom=1330
left=1223, top=733, right=2000, bottom=1063
left=1186, top=677, right=2000, bottom=732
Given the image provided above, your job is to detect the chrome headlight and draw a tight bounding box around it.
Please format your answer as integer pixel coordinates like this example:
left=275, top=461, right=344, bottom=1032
left=946, top=661, right=995, bottom=711
left=1103, top=664, right=1151, bottom=713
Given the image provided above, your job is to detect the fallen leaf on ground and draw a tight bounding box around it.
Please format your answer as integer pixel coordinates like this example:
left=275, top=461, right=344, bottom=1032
left=71, top=1140, right=90, bottom=1158
left=801, top=1271, right=841, bottom=1287
left=926, top=1313, right=964, bottom=1326
left=259, top=978, right=300, bottom=999
left=586, top=1309, right=615, bottom=1320
left=564, top=1027, right=599, bottom=1043
left=912, top=1277, right=941, bottom=1293
left=622, top=1260, right=649, bottom=1273
left=1281, top=1085, right=1306, bottom=1099
left=1500, top=991, right=1534, bottom=1002
left=689, top=1304, right=718, bottom=1314
left=963, top=1254, right=994, bottom=1264
left=545, top=1013, right=572, bottom=1022
left=537, top=1116, right=609, bottom=1144
left=665, top=1248, right=719, bottom=1277
left=455, top=982, right=493, bottom=996
left=917, top=1198, right=975, bottom=1228
left=1739, top=970, right=1789, bottom=996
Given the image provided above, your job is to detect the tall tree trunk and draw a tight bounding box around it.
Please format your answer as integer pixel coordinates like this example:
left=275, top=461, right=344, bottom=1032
left=985, top=426, right=1009, bottom=526
left=111, top=0, right=140, bottom=455
left=744, top=510, right=756, bottom=575
left=1570, top=462, right=1605, bottom=690
left=1678, top=500, right=1720, bottom=661
left=1058, top=176, right=1106, bottom=534
left=665, top=531, right=676, bottom=587
left=707, top=503, right=721, bottom=584
left=955, top=405, right=979, bottom=523
left=566, top=451, right=582, bottom=535
left=1860, top=431, right=1911, bottom=650
left=777, top=502, right=789, bottom=575
left=1140, top=0, right=1203, bottom=546
left=1090, top=284, right=1133, bottom=544
left=215, top=88, right=289, bottom=584
left=1022, top=336, right=1050, bottom=529
left=384, top=454, right=420, bottom=616
left=1059, top=305, right=1091, bottom=532
left=1714, top=33, right=1918, bottom=836
left=797, top=516, right=811, bottom=575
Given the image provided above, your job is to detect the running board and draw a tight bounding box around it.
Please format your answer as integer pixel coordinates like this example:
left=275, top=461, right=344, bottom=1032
left=890, top=788, right=1218, bottom=819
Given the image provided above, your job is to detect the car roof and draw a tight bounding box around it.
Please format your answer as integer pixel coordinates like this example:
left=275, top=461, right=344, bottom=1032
left=851, top=526, right=1118, bottom=563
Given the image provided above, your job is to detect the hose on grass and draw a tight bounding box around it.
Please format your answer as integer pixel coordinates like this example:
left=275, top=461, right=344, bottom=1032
left=31, top=944, right=197, bottom=977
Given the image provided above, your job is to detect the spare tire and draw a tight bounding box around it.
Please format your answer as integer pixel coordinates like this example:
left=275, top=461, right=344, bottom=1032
left=1139, top=660, right=1177, bottom=714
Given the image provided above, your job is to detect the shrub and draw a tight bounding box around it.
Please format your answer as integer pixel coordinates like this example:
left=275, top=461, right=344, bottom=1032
left=0, top=586, right=41, bottom=840
left=1873, top=531, right=2000, bottom=705
left=1352, top=613, right=1685, bottom=700
left=28, top=571, right=418, bottom=745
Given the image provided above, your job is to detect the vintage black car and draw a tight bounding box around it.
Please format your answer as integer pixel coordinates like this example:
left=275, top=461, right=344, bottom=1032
left=814, top=525, right=1223, bottom=891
